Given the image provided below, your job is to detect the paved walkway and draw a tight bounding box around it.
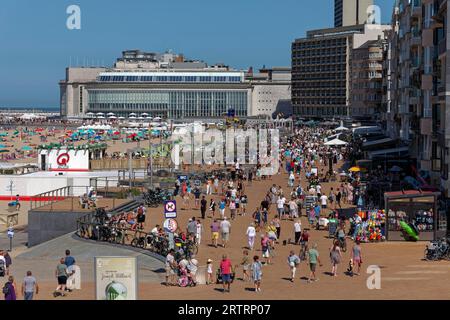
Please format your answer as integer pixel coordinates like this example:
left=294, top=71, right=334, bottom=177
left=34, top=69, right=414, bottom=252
left=1, top=232, right=164, bottom=294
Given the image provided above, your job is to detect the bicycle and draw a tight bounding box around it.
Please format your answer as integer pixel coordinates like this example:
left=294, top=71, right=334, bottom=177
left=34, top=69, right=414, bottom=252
left=131, top=230, right=147, bottom=248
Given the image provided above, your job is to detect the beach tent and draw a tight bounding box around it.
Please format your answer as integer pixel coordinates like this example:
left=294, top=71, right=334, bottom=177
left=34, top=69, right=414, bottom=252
left=334, top=126, right=349, bottom=131
left=324, top=138, right=348, bottom=146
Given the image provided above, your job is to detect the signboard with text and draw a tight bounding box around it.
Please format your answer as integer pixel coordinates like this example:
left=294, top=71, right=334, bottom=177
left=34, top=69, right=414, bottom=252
left=95, top=257, right=137, bottom=301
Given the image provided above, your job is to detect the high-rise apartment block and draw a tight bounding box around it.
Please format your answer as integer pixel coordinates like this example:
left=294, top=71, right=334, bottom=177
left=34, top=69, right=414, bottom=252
left=335, top=0, right=374, bottom=27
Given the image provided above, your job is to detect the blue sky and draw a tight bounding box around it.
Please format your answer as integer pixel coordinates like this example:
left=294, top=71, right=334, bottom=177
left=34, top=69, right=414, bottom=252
left=0, top=0, right=394, bottom=108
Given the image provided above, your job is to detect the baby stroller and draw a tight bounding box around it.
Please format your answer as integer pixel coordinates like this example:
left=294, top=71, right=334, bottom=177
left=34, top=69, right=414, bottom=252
left=178, top=268, right=196, bottom=287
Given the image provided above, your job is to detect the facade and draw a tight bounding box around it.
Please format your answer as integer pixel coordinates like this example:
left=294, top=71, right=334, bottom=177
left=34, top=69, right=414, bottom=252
left=335, top=0, right=374, bottom=27
left=60, top=51, right=290, bottom=119
left=384, top=0, right=450, bottom=197
left=350, top=38, right=386, bottom=118
left=292, top=24, right=390, bottom=119
left=248, top=67, right=291, bottom=118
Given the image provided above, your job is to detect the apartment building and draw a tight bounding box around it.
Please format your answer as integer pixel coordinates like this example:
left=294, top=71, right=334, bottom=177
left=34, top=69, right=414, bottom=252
left=384, top=0, right=450, bottom=197
left=335, top=0, right=374, bottom=27
left=350, top=38, right=386, bottom=119
left=292, top=24, right=389, bottom=119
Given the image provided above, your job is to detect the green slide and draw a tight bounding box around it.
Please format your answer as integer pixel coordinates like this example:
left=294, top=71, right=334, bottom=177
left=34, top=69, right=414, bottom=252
left=399, top=221, right=419, bottom=241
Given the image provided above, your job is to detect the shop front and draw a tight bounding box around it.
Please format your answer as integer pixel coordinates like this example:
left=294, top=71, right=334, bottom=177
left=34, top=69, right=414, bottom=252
left=384, top=191, right=443, bottom=241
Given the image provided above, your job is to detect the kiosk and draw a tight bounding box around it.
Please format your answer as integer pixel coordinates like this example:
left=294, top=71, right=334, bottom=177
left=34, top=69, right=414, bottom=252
left=384, top=190, right=442, bottom=241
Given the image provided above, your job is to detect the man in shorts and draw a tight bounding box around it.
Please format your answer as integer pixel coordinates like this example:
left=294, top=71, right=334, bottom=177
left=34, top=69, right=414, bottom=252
left=307, top=243, right=322, bottom=283
left=210, top=219, right=220, bottom=248
left=220, top=217, right=231, bottom=248
left=219, top=255, right=233, bottom=293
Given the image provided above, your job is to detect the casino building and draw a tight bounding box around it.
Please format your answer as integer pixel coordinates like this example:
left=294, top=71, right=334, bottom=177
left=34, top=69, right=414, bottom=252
left=60, top=50, right=290, bottom=119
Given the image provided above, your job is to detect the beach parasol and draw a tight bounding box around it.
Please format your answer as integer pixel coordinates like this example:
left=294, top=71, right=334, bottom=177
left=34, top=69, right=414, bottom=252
left=0, top=149, right=9, bottom=153
left=107, top=112, right=115, bottom=116
left=129, top=115, right=137, bottom=119
left=153, top=116, right=162, bottom=121
left=118, top=116, right=125, bottom=120
left=141, top=113, right=149, bottom=116
left=108, top=115, right=117, bottom=119
left=96, top=112, right=105, bottom=116
left=349, top=167, right=361, bottom=172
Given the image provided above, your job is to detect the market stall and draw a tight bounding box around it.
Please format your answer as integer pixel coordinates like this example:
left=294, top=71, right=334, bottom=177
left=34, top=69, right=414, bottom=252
left=384, top=190, right=442, bottom=241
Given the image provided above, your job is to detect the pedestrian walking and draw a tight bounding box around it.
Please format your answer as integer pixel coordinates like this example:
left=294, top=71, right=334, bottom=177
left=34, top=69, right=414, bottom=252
left=205, top=259, right=214, bottom=285
left=287, top=250, right=301, bottom=282
left=209, top=198, right=217, bottom=218
left=294, top=220, right=302, bottom=244
left=219, top=199, right=226, bottom=219
left=220, top=217, right=231, bottom=248
left=22, top=271, right=39, bottom=300
left=330, top=240, right=342, bottom=277
left=196, top=220, right=203, bottom=245
left=240, top=250, right=251, bottom=282
left=246, top=222, right=256, bottom=250
left=307, top=243, right=322, bottom=283
left=210, top=219, right=220, bottom=248
left=261, top=234, right=272, bottom=265
left=200, top=196, right=207, bottom=220
left=220, top=255, right=233, bottom=293
left=54, top=258, right=68, bottom=297
left=251, top=256, right=263, bottom=292
left=3, top=275, right=16, bottom=300
left=350, top=240, right=363, bottom=276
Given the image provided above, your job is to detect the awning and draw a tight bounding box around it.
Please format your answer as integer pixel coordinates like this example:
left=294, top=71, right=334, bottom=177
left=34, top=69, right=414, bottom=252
left=368, top=146, right=410, bottom=159
left=362, top=137, right=397, bottom=150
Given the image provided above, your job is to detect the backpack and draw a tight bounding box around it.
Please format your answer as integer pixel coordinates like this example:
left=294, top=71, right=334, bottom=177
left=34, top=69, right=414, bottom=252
left=2, top=283, right=10, bottom=295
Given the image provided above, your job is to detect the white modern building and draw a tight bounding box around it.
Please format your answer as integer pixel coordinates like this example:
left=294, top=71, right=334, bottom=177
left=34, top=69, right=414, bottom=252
left=60, top=50, right=291, bottom=119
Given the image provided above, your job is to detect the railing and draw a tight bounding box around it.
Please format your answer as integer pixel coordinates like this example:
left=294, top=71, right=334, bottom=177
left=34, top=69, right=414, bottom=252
left=29, top=185, right=117, bottom=211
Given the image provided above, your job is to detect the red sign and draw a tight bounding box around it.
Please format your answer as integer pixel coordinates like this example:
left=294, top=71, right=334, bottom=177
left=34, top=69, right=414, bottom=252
left=57, top=153, right=70, bottom=166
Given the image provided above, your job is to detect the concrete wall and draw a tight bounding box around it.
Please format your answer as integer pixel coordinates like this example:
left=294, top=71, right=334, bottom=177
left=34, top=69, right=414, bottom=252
left=251, top=83, right=291, bottom=117
left=28, top=210, right=88, bottom=247
left=0, top=176, right=68, bottom=199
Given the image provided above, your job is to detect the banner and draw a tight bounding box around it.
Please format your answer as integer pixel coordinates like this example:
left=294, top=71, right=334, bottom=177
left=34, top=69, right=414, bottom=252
left=95, top=256, right=138, bottom=300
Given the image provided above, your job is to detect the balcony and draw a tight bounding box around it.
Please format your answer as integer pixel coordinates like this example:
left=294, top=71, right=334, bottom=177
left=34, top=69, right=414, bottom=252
left=411, top=27, right=422, bottom=46
left=412, top=0, right=422, bottom=17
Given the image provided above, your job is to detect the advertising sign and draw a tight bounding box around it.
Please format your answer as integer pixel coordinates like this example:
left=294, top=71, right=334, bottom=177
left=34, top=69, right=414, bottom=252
left=39, top=149, right=90, bottom=172
left=95, top=257, right=138, bottom=300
